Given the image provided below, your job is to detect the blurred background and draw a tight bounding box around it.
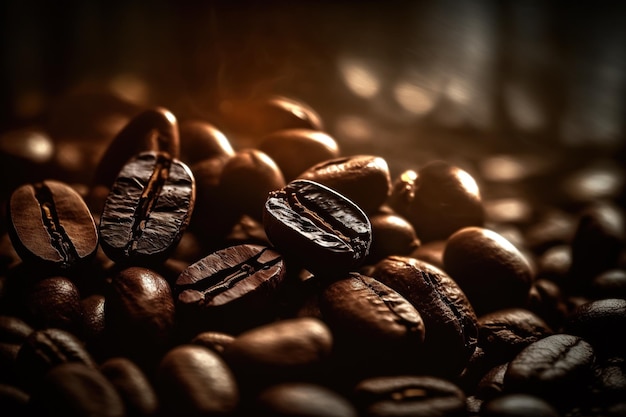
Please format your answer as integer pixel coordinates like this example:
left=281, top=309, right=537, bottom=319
left=1, top=0, right=625, bottom=213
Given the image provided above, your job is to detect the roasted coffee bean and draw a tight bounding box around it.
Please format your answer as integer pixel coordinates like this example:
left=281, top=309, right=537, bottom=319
left=589, top=269, right=626, bottom=300
left=523, top=209, right=576, bottom=255
left=29, top=362, right=125, bottom=417
left=297, top=155, right=392, bottom=214
left=535, top=244, right=572, bottom=285
left=371, top=256, right=478, bottom=378
left=409, top=239, right=446, bottom=270
left=100, top=357, right=159, bottom=417
left=218, top=148, right=285, bottom=222
left=562, top=298, right=626, bottom=358
left=80, top=294, right=107, bottom=362
left=253, top=382, right=357, bottom=417
left=475, top=363, right=509, bottom=401
left=179, top=119, right=234, bottom=166
left=7, top=180, right=98, bottom=270
left=93, top=107, right=179, bottom=188
left=22, top=275, right=84, bottom=337
left=156, top=344, right=239, bottom=417
left=190, top=331, right=235, bottom=354
left=222, top=317, right=333, bottom=392
left=569, top=202, right=625, bottom=292
left=0, top=383, right=29, bottom=417
left=176, top=244, right=286, bottom=334
left=503, top=334, right=596, bottom=407
left=443, top=227, right=534, bottom=315
left=353, top=375, right=466, bottom=417
left=478, top=308, right=553, bottom=365
left=317, top=273, right=424, bottom=381
left=99, top=151, right=195, bottom=265
left=105, top=267, right=175, bottom=367
left=0, top=316, right=33, bottom=385
left=16, top=328, right=95, bottom=389
left=387, top=161, right=485, bottom=242
left=480, top=393, right=560, bottom=417
left=264, top=179, right=372, bottom=277
left=527, top=278, right=568, bottom=330
left=366, top=212, right=421, bottom=264
left=258, top=128, right=340, bottom=182
left=218, top=94, right=324, bottom=143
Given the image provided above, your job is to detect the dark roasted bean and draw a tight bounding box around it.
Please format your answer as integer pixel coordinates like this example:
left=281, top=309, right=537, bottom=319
left=254, top=382, right=357, bottom=417
left=7, top=180, right=98, bottom=270
left=100, top=357, right=159, bottom=417
left=264, top=179, right=372, bottom=277
left=99, top=151, right=195, bottom=265
left=179, top=119, right=234, bottom=166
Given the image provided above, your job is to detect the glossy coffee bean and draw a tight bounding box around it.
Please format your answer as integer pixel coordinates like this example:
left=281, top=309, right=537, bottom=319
left=190, top=331, right=235, bottom=354
left=443, top=227, right=534, bottom=315
left=16, top=328, right=96, bottom=389
left=318, top=273, right=425, bottom=378
left=387, top=161, right=485, bottom=242
left=99, top=151, right=195, bottom=265
left=105, top=267, right=175, bottom=367
left=264, top=179, right=372, bottom=277
left=371, top=256, right=478, bottom=377
left=503, top=334, right=596, bottom=406
left=218, top=148, right=285, bottom=222
left=223, top=317, right=333, bottom=392
left=22, top=276, right=84, bottom=337
left=176, top=244, right=286, bottom=334
left=0, top=316, right=33, bottom=385
left=480, top=393, right=560, bottom=417
left=410, top=239, right=446, bottom=270
left=7, top=180, right=98, bottom=270
left=478, top=308, right=553, bottom=364
left=29, top=362, right=125, bottom=417
left=366, top=211, right=421, bottom=264
left=589, top=269, right=626, bottom=300
left=562, top=298, right=626, bottom=358
left=93, top=107, right=179, bottom=188
left=157, top=344, right=239, bottom=417
left=475, top=362, right=509, bottom=401
left=258, top=129, right=340, bottom=182
left=297, top=155, right=392, bottom=214
left=179, top=119, right=234, bottom=166
left=254, top=382, right=357, bottom=417
left=527, top=278, right=568, bottom=331
left=100, top=357, right=159, bottom=417
left=80, top=294, right=106, bottom=361
left=353, top=375, right=466, bottom=417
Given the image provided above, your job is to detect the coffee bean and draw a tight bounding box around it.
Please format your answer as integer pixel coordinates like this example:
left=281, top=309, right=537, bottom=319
left=371, top=256, right=478, bottom=378
left=179, top=119, right=234, bottom=166
left=589, top=269, right=626, bottom=300
left=443, top=227, right=534, bottom=315
left=562, top=298, right=626, bottom=358
left=297, top=155, right=392, bottom=214
left=99, top=151, right=195, bottom=265
left=7, top=180, right=98, bottom=270
left=258, top=128, right=340, bottom=182
left=366, top=211, right=421, bottom=264
left=29, top=362, right=125, bottom=417
left=16, top=328, right=96, bottom=389
left=264, top=179, right=372, bottom=277
left=387, top=161, right=485, bottom=242
left=254, top=382, right=357, bottom=417
left=93, top=107, right=180, bottom=188
left=409, top=239, right=446, bottom=270
left=475, top=363, right=509, bottom=401
left=100, top=357, right=159, bottom=417
left=157, top=344, right=239, bottom=416
left=105, top=267, right=175, bottom=367
left=353, top=375, right=466, bottom=417
left=189, top=331, right=235, bottom=354
left=480, top=393, right=560, bottom=417
left=218, top=148, right=285, bottom=222
left=478, top=308, right=553, bottom=364
left=317, top=273, right=424, bottom=379
left=176, top=244, right=286, bottom=334
left=80, top=294, right=107, bottom=362
left=0, top=383, right=29, bottom=417
left=503, top=334, right=596, bottom=406
left=222, top=317, right=333, bottom=392
left=0, top=316, right=33, bottom=386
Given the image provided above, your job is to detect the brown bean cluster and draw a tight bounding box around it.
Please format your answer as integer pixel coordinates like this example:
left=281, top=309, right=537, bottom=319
left=0, top=94, right=625, bottom=417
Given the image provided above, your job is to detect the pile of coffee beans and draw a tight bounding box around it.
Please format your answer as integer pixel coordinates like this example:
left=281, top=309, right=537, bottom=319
left=1, top=93, right=625, bottom=417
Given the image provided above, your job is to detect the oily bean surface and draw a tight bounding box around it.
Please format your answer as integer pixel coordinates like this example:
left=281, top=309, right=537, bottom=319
left=99, top=151, right=195, bottom=265
left=100, top=357, right=159, bottom=417
left=179, top=119, right=234, bottom=165
left=371, top=256, right=478, bottom=378
left=264, top=179, right=372, bottom=277
left=175, top=244, right=286, bottom=334
left=297, top=155, right=392, bottom=214
left=8, top=180, right=98, bottom=270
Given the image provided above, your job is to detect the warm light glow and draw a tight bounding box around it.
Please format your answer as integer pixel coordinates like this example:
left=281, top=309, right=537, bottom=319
left=338, top=57, right=380, bottom=98
left=393, top=80, right=435, bottom=115
left=0, top=130, right=54, bottom=163
left=484, top=198, right=532, bottom=223
left=504, top=82, right=545, bottom=131
left=334, top=115, right=373, bottom=144
left=26, top=133, right=55, bottom=163
left=480, top=155, right=529, bottom=182
left=444, top=77, right=471, bottom=104
left=55, top=142, right=84, bottom=171
left=109, top=74, right=149, bottom=105
left=455, top=168, right=480, bottom=198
